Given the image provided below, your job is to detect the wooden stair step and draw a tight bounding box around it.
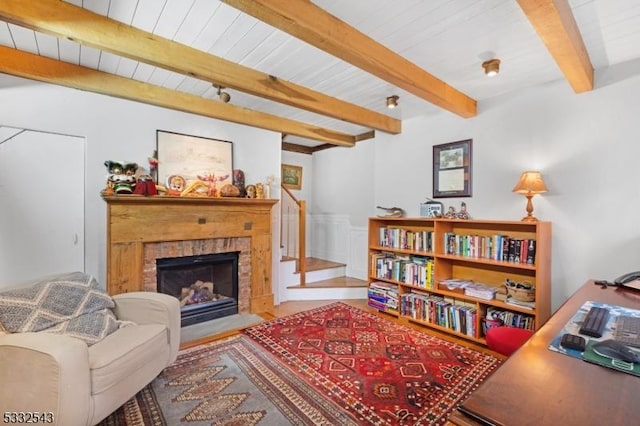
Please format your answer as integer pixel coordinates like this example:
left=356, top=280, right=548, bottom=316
left=287, top=276, right=367, bottom=289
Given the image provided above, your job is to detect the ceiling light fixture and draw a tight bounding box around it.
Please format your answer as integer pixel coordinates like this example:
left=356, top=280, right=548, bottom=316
left=215, top=85, right=231, bottom=103
left=386, top=95, right=399, bottom=109
left=482, top=59, right=501, bottom=77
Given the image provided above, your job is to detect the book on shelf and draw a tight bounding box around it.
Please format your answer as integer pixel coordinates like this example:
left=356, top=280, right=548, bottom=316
left=439, top=278, right=472, bottom=293
left=464, top=282, right=498, bottom=300
left=513, top=239, right=522, bottom=263
left=526, top=239, right=537, bottom=264
left=505, top=296, right=536, bottom=310
left=368, top=280, right=399, bottom=312
left=508, top=239, right=516, bottom=262
left=400, top=290, right=477, bottom=336
left=379, top=227, right=434, bottom=252
left=486, top=306, right=535, bottom=330
left=442, top=232, right=536, bottom=265
left=502, top=238, right=510, bottom=262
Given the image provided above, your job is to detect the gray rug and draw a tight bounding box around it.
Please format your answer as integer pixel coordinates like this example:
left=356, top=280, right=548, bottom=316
left=180, top=314, right=263, bottom=343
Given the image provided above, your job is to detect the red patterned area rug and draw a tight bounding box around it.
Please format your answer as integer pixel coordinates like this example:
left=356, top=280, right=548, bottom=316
left=242, top=302, right=502, bottom=425
left=98, top=334, right=357, bottom=426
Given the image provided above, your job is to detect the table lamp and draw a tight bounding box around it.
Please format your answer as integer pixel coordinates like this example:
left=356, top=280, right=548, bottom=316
left=512, top=171, right=548, bottom=222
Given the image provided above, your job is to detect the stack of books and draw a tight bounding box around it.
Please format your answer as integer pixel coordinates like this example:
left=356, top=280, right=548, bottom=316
left=368, top=281, right=399, bottom=313
left=439, top=278, right=473, bottom=293
left=505, top=296, right=536, bottom=310
left=464, top=282, right=498, bottom=300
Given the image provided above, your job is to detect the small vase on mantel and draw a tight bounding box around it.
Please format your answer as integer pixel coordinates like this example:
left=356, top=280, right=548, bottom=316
left=265, top=175, right=275, bottom=199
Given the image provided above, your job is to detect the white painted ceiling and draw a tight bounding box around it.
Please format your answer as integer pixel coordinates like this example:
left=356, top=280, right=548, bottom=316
left=1, top=0, right=639, bottom=148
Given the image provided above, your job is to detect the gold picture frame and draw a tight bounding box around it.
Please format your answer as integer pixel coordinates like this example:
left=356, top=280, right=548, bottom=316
left=282, top=164, right=302, bottom=190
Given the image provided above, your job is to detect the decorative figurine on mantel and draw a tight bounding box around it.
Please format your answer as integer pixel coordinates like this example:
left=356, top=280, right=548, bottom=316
left=245, top=184, right=257, bottom=199
left=220, top=183, right=240, bottom=197
left=132, top=171, right=157, bottom=196
left=148, top=150, right=158, bottom=184
left=265, top=175, right=275, bottom=199
left=233, top=169, right=246, bottom=197
left=196, top=172, right=230, bottom=197
left=255, top=183, right=265, bottom=199
left=103, top=161, right=138, bottom=195
left=166, top=174, right=186, bottom=196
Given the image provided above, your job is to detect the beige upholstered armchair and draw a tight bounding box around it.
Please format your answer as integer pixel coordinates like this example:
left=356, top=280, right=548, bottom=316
left=0, top=273, right=181, bottom=426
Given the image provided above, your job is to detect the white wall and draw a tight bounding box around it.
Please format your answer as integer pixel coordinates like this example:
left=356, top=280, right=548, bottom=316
left=0, top=74, right=282, bottom=290
left=313, top=141, right=375, bottom=227
left=314, top=72, right=640, bottom=311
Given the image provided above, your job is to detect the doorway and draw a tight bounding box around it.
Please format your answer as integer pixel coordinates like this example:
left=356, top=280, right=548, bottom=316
left=0, top=126, right=85, bottom=287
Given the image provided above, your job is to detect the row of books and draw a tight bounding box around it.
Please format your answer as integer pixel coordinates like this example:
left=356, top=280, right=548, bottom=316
left=443, top=233, right=537, bottom=265
left=400, top=291, right=477, bottom=337
left=486, top=307, right=535, bottom=331
left=367, top=281, right=399, bottom=312
left=379, top=227, right=434, bottom=252
left=371, top=253, right=435, bottom=288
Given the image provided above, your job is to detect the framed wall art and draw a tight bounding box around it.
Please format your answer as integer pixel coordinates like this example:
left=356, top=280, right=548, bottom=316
left=433, top=139, right=472, bottom=198
left=156, top=130, right=233, bottom=191
left=282, top=164, right=302, bottom=190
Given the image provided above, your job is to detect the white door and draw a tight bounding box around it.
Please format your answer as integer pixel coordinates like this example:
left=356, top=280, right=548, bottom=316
left=0, top=127, right=84, bottom=287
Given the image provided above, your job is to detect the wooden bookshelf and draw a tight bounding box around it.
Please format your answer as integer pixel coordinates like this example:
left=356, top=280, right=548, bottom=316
left=367, top=217, right=551, bottom=346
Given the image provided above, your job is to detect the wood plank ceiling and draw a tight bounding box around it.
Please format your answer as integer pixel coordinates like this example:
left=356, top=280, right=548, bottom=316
left=0, top=0, right=639, bottom=153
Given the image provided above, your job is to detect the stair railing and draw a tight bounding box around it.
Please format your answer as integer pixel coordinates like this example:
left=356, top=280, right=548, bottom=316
left=280, top=184, right=306, bottom=285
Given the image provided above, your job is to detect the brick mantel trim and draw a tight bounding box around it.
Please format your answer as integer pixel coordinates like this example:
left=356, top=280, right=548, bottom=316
left=103, top=195, right=277, bottom=314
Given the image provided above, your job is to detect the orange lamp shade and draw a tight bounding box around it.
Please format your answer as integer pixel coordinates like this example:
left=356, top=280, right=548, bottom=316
left=512, top=171, right=548, bottom=195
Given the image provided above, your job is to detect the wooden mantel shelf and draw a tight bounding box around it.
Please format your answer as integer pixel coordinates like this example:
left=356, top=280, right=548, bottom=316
left=103, top=194, right=278, bottom=314
left=102, top=194, right=278, bottom=207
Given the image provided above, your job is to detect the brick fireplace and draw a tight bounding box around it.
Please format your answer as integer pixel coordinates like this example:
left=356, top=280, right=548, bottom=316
left=103, top=196, right=277, bottom=314
left=143, top=238, right=250, bottom=317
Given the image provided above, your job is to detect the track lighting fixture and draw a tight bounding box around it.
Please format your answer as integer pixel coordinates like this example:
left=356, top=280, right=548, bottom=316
left=215, top=85, right=231, bottom=103
left=386, top=95, right=399, bottom=109
left=482, top=59, right=501, bottom=77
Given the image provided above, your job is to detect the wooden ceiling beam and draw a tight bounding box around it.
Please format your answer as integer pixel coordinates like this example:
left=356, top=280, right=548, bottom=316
left=0, top=47, right=356, bottom=146
left=222, top=0, right=477, bottom=118
left=517, top=0, right=594, bottom=93
left=283, top=129, right=377, bottom=155
left=355, top=131, right=376, bottom=142
left=0, top=0, right=400, bottom=135
left=281, top=142, right=315, bottom=155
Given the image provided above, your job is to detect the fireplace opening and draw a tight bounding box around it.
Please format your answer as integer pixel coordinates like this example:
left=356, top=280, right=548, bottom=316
left=156, top=252, right=239, bottom=327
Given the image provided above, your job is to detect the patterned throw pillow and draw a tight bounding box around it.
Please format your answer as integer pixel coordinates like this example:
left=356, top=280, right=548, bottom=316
left=0, top=320, right=8, bottom=335
left=0, top=272, right=115, bottom=333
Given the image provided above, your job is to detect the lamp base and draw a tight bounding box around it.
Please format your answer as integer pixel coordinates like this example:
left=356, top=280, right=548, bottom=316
left=520, top=194, right=539, bottom=222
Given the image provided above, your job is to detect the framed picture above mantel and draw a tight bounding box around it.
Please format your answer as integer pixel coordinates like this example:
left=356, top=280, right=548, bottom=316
left=156, top=130, right=233, bottom=193
left=433, top=139, right=472, bottom=198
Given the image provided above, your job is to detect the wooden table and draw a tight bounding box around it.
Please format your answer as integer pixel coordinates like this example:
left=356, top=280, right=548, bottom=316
left=449, top=280, right=640, bottom=426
